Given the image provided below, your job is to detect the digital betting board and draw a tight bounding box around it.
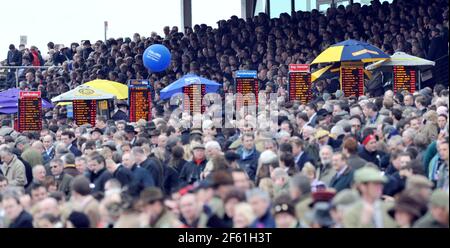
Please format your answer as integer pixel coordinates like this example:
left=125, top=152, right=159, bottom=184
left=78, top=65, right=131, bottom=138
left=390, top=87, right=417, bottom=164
left=340, top=62, right=364, bottom=97
left=183, top=84, right=206, bottom=114
left=128, top=80, right=152, bottom=122
left=18, top=91, right=42, bottom=132
left=235, top=70, right=259, bottom=110
left=288, top=64, right=311, bottom=104
left=393, top=66, right=417, bottom=94
left=73, top=100, right=97, bottom=126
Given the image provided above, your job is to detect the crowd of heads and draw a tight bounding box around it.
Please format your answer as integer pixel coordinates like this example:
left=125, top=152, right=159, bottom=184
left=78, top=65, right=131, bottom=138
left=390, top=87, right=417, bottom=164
left=0, top=0, right=449, bottom=228
left=3, top=0, right=448, bottom=94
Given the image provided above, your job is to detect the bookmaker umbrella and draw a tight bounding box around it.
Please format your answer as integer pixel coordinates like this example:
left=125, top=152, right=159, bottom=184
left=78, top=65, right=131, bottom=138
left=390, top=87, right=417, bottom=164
left=159, top=74, right=221, bottom=100
left=0, top=88, right=53, bottom=114
left=51, top=85, right=116, bottom=102
left=311, top=39, right=389, bottom=64
left=312, top=64, right=373, bottom=82
left=365, top=52, right=435, bottom=71
left=84, top=79, right=128, bottom=99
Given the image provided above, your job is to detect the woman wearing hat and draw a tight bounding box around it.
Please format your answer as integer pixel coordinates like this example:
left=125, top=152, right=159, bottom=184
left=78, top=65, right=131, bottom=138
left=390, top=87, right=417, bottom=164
left=388, top=191, right=427, bottom=228
left=272, top=194, right=301, bottom=228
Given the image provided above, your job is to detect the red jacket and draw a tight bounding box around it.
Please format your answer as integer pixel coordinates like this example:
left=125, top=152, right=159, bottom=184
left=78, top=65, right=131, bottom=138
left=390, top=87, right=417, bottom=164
left=31, top=50, right=41, bottom=66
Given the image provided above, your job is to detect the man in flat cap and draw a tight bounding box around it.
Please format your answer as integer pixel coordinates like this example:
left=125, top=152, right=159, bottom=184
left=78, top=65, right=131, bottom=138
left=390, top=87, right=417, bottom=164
left=330, top=189, right=360, bottom=228
left=405, top=175, right=434, bottom=201
left=413, top=189, right=449, bottom=228
left=343, top=166, right=396, bottom=228
left=140, top=187, right=182, bottom=228
left=179, top=142, right=208, bottom=186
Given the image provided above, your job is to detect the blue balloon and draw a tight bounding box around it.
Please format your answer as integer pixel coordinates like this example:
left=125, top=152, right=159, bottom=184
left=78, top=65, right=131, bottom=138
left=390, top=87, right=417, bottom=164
left=143, top=44, right=171, bottom=72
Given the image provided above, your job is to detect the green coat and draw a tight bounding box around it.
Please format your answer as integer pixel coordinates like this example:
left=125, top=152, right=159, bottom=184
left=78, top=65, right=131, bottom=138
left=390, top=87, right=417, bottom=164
left=273, top=182, right=290, bottom=198
left=343, top=200, right=397, bottom=228
left=295, top=195, right=313, bottom=223
left=150, top=210, right=182, bottom=228
left=317, top=163, right=336, bottom=186
left=56, top=173, right=73, bottom=197
left=21, top=147, right=43, bottom=168
left=413, top=212, right=449, bottom=228
left=423, top=141, right=438, bottom=175
left=209, top=196, right=225, bottom=219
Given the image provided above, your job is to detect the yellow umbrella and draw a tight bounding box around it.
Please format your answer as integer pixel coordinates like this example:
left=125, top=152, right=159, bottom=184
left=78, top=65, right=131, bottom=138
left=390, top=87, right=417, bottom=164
left=56, top=102, right=72, bottom=106
left=311, top=64, right=373, bottom=82
left=84, top=79, right=128, bottom=99
left=312, top=65, right=334, bottom=82
left=311, top=39, right=389, bottom=64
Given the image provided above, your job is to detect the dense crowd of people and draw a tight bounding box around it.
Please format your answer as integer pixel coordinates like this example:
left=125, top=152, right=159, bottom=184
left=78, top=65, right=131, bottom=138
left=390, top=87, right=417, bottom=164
left=2, top=0, right=448, bottom=94
left=0, top=0, right=449, bottom=228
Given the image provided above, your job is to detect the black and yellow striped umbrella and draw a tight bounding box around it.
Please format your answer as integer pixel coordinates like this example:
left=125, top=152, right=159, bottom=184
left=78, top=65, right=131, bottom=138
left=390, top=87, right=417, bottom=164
left=311, top=39, right=389, bottom=64
left=312, top=63, right=372, bottom=82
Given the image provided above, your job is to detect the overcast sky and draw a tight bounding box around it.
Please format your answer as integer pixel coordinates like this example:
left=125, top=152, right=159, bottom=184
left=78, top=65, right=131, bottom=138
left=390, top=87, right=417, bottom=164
left=0, top=0, right=241, bottom=60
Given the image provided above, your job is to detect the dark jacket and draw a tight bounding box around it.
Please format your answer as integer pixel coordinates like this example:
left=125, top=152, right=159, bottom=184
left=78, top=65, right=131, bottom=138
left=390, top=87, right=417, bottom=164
left=42, top=152, right=51, bottom=166
left=69, top=142, right=82, bottom=157
left=9, top=210, right=33, bottom=228
left=383, top=172, right=405, bottom=196
left=327, top=137, right=342, bottom=151
left=358, top=147, right=388, bottom=169
left=179, top=213, right=207, bottom=228
left=112, top=165, right=133, bottom=187
left=111, top=109, right=128, bottom=122
left=179, top=159, right=208, bottom=186
left=304, top=142, right=320, bottom=165
left=384, top=164, right=398, bottom=176
left=329, top=166, right=354, bottom=192
left=82, top=46, right=94, bottom=60
left=7, top=49, right=22, bottom=67
left=428, top=35, right=448, bottom=61
left=14, top=153, right=33, bottom=188
left=140, top=156, right=164, bottom=189
left=295, top=152, right=314, bottom=171
left=307, top=113, right=318, bottom=127
left=163, top=165, right=180, bottom=195
left=52, top=50, right=67, bottom=65
left=89, top=167, right=112, bottom=192
left=236, top=147, right=260, bottom=182
left=130, top=164, right=155, bottom=193
left=170, top=159, right=187, bottom=174
left=249, top=209, right=276, bottom=228
left=45, top=146, right=56, bottom=161
left=214, top=131, right=226, bottom=149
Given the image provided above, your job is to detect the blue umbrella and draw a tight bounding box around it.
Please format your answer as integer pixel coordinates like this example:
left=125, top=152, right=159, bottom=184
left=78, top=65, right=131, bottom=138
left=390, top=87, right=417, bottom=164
left=0, top=99, right=53, bottom=108
left=0, top=88, right=21, bottom=98
left=0, top=88, right=53, bottom=114
left=159, top=74, right=221, bottom=100
left=0, top=107, right=18, bottom=114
